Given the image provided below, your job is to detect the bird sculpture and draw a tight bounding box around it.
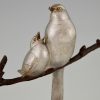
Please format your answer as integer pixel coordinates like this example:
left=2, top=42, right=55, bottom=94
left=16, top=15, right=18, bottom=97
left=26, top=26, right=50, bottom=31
left=18, top=32, right=49, bottom=77
left=45, top=4, right=76, bottom=100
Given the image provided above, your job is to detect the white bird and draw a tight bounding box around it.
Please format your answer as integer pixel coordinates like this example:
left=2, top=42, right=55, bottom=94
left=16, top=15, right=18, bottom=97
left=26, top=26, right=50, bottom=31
left=45, top=4, right=76, bottom=100
left=18, top=32, right=49, bottom=77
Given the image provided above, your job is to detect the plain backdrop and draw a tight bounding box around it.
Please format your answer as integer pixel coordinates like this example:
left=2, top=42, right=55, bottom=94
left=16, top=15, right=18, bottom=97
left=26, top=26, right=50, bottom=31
left=0, top=0, right=100, bottom=100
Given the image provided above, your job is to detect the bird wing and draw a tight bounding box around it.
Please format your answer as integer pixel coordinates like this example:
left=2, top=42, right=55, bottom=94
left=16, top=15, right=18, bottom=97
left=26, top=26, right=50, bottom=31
left=18, top=52, right=38, bottom=76
left=24, top=57, right=39, bottom=76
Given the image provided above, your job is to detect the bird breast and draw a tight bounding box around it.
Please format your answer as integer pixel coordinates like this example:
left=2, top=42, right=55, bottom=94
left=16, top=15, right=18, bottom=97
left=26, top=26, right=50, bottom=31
left=45, top=19, right=76, bottom=67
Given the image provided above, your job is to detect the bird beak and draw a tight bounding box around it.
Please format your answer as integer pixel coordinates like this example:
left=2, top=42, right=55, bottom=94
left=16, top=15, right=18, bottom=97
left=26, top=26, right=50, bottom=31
left=48, top=6, right=54, bottom=12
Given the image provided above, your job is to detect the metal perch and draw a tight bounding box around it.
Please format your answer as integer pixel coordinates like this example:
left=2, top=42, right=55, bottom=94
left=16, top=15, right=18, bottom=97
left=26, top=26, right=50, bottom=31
left=0, top=39, right=100, bottom=86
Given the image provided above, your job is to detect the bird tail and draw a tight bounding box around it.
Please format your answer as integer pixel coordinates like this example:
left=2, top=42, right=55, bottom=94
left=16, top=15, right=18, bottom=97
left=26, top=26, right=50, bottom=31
left=18, top=69, right=28, bottom=77
left=51, top=68, right=64, bottom=100
left=18, top=69, right=30, bottom=77
left=18, top=64, right=32, bottom=77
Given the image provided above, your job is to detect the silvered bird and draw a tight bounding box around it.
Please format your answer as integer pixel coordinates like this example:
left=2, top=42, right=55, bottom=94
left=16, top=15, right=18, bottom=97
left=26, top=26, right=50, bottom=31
left=18, top=32, right=49, bottom=77
left=45, top=4, right=76, bottom=100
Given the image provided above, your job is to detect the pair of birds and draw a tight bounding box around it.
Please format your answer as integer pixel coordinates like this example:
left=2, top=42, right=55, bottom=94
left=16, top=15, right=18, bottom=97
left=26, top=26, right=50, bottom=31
left=18, top=4, right=76, bottom=100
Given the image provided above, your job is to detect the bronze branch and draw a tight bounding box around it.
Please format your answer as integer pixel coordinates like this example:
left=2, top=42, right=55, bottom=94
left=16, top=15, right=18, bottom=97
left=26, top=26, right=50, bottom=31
left=0, top=39, right=100, bottom=86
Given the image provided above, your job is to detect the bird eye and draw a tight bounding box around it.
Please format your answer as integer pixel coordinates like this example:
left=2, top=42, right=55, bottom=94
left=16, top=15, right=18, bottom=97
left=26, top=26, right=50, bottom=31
left=57, top=7, right=62, bottom=11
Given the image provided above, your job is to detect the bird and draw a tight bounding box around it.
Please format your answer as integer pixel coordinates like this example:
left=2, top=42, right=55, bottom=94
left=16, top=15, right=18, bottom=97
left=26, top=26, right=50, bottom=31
left=18, top=32, right=49, bottom=77
left=45, top=4, right=76, bottom=100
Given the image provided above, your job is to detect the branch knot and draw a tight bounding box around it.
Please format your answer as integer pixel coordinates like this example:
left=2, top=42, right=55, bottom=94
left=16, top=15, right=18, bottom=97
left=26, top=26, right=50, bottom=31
left=79, top=45, right=86, bottom=56
left=96, top=39, right=100, bottom=46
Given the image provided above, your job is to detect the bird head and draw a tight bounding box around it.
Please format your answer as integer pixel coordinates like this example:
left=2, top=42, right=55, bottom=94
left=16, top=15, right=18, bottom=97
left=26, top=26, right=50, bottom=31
left=49, top=4, right=69, bottom=21
left=49, top=4, right=65, bottom=13
left=30, top=32, right=41, bottom=48
left=33, top=32, right=40, bottom=42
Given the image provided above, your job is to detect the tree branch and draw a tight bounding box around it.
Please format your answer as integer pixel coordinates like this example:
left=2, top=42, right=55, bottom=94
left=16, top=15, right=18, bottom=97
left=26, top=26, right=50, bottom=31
left=0, top=39, right=100, bottom=86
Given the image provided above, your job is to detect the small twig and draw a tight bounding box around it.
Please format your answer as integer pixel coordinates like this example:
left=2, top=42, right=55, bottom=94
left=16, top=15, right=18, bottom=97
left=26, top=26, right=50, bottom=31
left=0, top=39, right=100, bottom=86
left=0, top=56, right=7, bottom=80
